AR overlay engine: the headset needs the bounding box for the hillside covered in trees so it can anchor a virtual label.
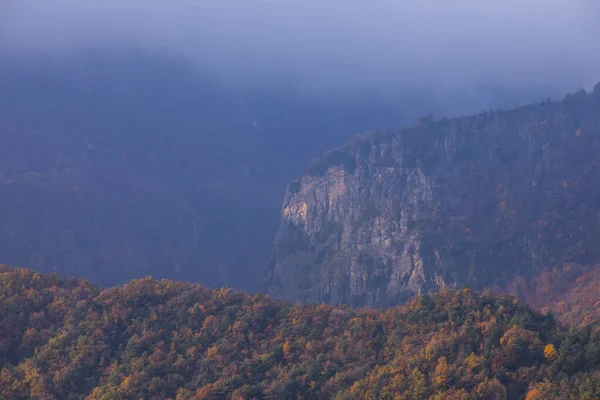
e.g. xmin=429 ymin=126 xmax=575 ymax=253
xmin=2 ymin=265 xmax=600 ymax=399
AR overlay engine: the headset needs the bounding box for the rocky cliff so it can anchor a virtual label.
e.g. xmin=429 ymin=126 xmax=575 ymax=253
xmin=267 ymin=83 xmax=600 ymax=307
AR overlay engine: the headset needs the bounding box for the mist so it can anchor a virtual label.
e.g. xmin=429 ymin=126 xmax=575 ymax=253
xmin=2 ymin=0 xmax=599 ymax=96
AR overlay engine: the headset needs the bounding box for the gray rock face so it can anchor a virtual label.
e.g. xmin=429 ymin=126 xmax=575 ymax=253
xmin=267 ymin=87 xmax=600 ymax=307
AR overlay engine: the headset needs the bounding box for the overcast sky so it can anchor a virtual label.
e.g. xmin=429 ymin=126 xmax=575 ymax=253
xmin=1 ymin=0 xmax=599 ymax=94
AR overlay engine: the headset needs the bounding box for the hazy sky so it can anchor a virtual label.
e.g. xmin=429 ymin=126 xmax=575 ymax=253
xmin=1 ymin=0 xmax=599 ymax=94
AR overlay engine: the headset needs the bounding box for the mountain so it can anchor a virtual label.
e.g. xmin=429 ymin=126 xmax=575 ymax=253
xmin=0 ymin=49 xmax=587 ymax=293
xmin=2 ymin=265 xmax=600 ymax=399
xmin=268 ymin=83 xmax=600 ymax=307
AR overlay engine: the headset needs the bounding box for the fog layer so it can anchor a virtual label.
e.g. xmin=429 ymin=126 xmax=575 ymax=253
xmin=1 ymin=1 xmax=599 ymax=94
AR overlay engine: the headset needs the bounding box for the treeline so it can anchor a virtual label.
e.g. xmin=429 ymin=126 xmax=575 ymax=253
xmin=1 ymin=265 xmax=600 ymax=399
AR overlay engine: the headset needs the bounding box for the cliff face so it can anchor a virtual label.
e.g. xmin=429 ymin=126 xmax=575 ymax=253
xmin=268 ymin=84 xmax=600 ymax=307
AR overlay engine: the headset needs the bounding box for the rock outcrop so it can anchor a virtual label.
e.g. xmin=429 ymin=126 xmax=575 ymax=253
xmin=268 ymin=85 xmax=600 ymax=307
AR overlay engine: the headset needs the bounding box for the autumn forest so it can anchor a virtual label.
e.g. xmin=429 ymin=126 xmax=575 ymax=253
xmin=2 ymin=265 xmax=600 ymax=399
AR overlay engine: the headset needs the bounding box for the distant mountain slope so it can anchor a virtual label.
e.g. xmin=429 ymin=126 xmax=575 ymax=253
xmin=2 ymin=265 xmax=600 ymax=399
xmin=0 ymin=51 xmax=279 ymax=290
xmin=268 ymin=83 xmax=600 ymax=307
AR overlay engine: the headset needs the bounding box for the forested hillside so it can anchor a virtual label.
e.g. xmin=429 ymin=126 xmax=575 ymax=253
xmin=1 ymin=265 xmax=600 ymax=399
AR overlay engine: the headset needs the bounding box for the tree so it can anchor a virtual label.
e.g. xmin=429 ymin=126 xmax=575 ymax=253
xmin=543 ymin=344 xmax=557 ymax=361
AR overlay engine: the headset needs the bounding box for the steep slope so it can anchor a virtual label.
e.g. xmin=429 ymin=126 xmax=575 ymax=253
xmin=268 ymin=83 xmax=600 ymax=307
xmin=2 ymin=266 xmax=600 ymax=399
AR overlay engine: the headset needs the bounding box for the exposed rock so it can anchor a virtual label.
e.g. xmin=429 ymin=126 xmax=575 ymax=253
xmin=268 ymin=88 xmax=600 ymax=307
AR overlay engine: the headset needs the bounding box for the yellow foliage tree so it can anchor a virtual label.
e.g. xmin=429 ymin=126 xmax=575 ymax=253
xmin=283 ymin=340 xmax=292 ymax=359
xmin=544 ymin=344 xmax=558 ymax=361
xmin=525 ymin=388 xmax=542 ymax=400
